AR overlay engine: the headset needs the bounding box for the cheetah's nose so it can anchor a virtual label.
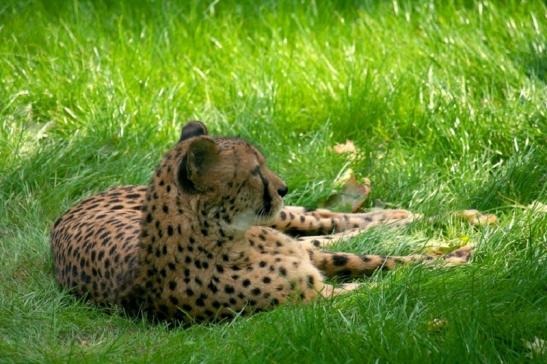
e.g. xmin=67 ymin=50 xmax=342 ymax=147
xmin=277 ymin=185 xmax=288 ymax=197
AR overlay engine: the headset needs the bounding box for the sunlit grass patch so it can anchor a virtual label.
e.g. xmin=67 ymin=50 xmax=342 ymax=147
xmin=0 ymin=1 xmax=545 ymax=363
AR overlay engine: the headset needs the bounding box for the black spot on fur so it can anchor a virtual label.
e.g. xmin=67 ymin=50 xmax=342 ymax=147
xmin=182 ymin=304 xmax=192 ymax=312
xmin=332 ymin=254 xmax=349 ymax=266
xmin=207 ymin=282 xmax=218 ymax=293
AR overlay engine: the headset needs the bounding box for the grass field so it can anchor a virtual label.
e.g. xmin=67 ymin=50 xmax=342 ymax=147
xmin=1 ymin=0 xmax=546 ymax=362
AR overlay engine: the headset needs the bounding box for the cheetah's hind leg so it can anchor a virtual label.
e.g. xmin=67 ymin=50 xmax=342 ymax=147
xmin=301 ymin=241 xmax=474 ymax=279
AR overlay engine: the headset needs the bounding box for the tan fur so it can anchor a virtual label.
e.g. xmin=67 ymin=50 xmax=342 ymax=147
xmin=50 ymin=121 xmax=472 ymax=323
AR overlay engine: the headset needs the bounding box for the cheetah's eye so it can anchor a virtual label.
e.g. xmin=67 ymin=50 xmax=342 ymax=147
xmin=251 ymin=166 xmax=260 ymax=176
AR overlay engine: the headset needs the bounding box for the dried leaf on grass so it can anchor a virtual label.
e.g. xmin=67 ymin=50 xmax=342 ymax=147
xmin=526 ymin=201 xmax=547 ymax=213
xmin=423 ymin=236 xmax=471 ymax=256
xmin=322 ymin=170 xmax=371 ymax=213
xmin=333 ymin=140 xmax=358 ymax=159
xmin=455 ymin=209 xmax=497 ymax=226
xmin=523 ymin=337 xmax=545 ymax=359
xmin=427 ymin=318 xmax=448 ymax=332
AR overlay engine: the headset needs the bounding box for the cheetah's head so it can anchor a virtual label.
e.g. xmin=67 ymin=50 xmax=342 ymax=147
xmin=166 ymin=121 xmax=288 ymax=231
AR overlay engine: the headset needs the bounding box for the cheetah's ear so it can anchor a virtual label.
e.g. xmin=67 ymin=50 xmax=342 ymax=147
xmin=177 ymin=137 xmax=219 ymax=193
xmin=179 ymin=121 xmax=208 ymax=142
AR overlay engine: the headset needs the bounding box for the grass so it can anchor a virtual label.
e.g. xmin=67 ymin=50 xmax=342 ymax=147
xmin=0 ymin=0 xmax=546 ymax=362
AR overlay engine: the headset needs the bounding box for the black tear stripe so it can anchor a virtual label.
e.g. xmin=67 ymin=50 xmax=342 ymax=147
xmin=257 ymin=170 xmax=272 ymax=216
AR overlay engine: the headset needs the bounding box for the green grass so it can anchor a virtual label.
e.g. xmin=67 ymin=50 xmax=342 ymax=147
xmin=1 ymin=0 xmax=546 ymax=362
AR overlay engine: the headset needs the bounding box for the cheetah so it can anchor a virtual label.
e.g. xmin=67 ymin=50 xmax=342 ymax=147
xmin=50 ymin=121 xmax=472 ymax=323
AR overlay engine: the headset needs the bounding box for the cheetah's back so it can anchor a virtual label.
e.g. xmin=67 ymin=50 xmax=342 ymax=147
xmin=50 ymin=185 xmax=147 ymax=304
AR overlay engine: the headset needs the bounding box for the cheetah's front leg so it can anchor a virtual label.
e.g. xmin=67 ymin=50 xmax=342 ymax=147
xmin=270 ymin=206 xmax=419 ymax=236
xmin=296 ymin=228 xmax=369 ymax=248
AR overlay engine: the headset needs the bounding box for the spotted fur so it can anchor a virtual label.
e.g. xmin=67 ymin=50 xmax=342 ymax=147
xmin=51 ymin=121 xmax=472 ymax=323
